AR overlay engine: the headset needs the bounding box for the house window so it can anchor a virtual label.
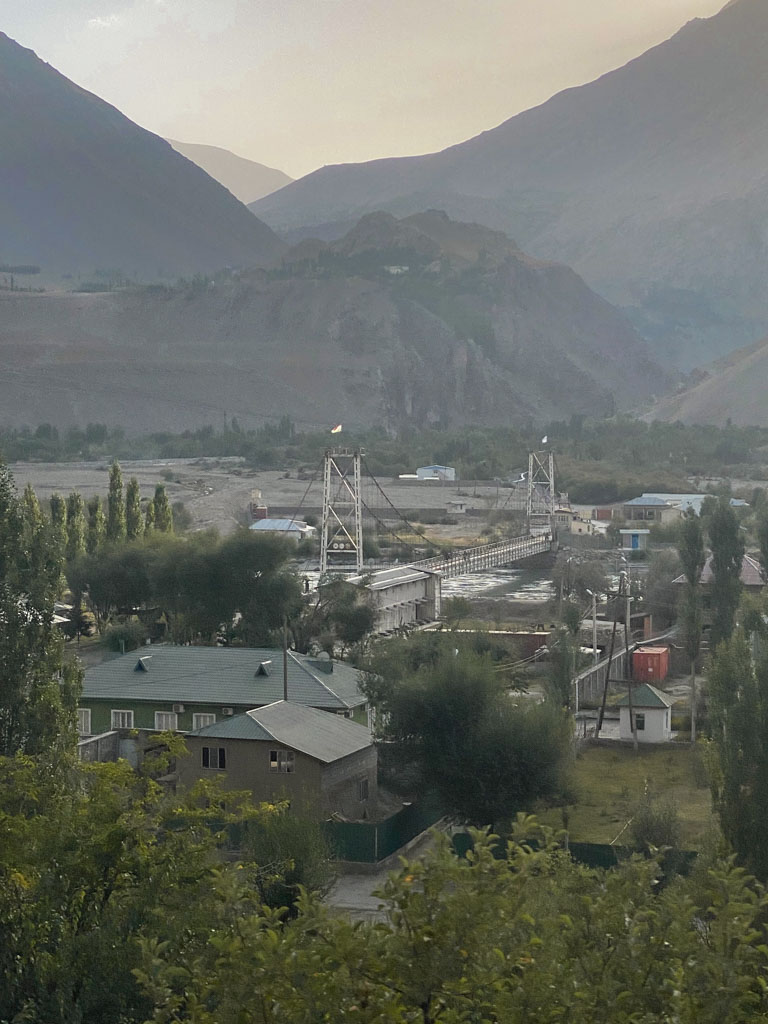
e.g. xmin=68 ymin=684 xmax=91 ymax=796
xmin=634 ymin=713 xmax=646 ymax=731
xmin=193 ymin=713 xmax=216 ymax=730
xmin=77 ymin=708 xmax=91 ymax=735
xmin=154 ymin=711 xmax=178 ymax=731
xmin=202 ymin=746 xmax=226 ymax=770
xmin=358 ymin=777 xmax=369 ymax=802
xmin=111 ymin=710 xmax=134 ymax=729
xmin=269 ymin=749 xmax=295 ymax=773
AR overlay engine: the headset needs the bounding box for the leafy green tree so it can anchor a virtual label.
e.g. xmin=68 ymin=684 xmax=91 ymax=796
xmin=20 ymin=482 xmax=43 ymax=533
xmin=137 ymin=823 xmax=768 ymax=1024
xmin=708 ymin=498 xmax=745 ymax=648
xmin=678 ymin=514 xmax=705 ymax=742
xmin=0 ymin=464 xmax=81 ymax=757
xmin=243 ymin=804 xmax=333 ymax=910
xmin=643 ymin=549 xmax=681 ymax=629
xmin=546 ymin=627 xmax=579 ymax=709
xmin=708 ymin=629 xmax=768 ymax=880
xmin=125 ymin=476 xmax=144 ymax=540
xmin=0 ymin=752 xmax=276 ymax=1024
xmin=106 ymin=460 xmax=126 ymax=542
xmin=64 ymin=491 xmax=86 ymax=563
xmin=758 ymin=510 xmax=768 ymax=579
xmin=48 ymin=492 xmax=67 ymax=554
xmin=372 ymin=650 xmax=570 ymax=828
xmin=152 ymin=483 xmax=173 ymax=533
xmin=86 ymin=495 xmax=105 ymax=554
xmin=144 ymin=494 xmax=155 ymax=532
xmin=443 ymin=595 xmax=472 ymax=629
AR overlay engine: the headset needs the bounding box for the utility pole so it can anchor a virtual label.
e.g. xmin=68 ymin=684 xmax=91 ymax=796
xmin=586 ymin=588 xmax=598 ymax=664
xmin=624 ymin=579 xmax=638 ymax=752
xmin=282 ymin=614 xmax=289 ymax=702
xmin=320 ymin=447 xmax=364 ymax=574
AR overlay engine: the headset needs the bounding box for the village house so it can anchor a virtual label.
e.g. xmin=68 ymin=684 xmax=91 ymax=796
xmin=179 ymin=700 xmax=377 ymax=820
xmin=248 ymin=518 xmax=316 ymax=543
xmin=672 ymin=553 xmax=765 ymax=627
xmin=616 ymin=684 xmax=674 ymax=743
xmin=77 ymin=645 xmax=367 ymax=737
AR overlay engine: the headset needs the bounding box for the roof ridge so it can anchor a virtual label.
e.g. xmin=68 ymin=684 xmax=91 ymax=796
xmin=287 ymin=649 xmax=353 ymax=708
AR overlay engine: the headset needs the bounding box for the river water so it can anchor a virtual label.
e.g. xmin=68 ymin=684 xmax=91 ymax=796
xmin=441 ymin=565 xmax=555 ymax=603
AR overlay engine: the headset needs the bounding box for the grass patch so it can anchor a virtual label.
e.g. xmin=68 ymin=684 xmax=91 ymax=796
xmin=540 ymin=744 xmax=713 ymax=848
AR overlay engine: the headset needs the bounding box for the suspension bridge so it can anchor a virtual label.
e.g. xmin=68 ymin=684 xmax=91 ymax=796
xmin=283 ymin=446 xmax=560 ymax=630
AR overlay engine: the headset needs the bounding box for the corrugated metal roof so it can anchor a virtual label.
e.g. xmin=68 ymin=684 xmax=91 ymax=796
xmin=250 ymin=519 xmax=306 ymax=531
xmin=673 ymin=554 xmax=765 ymax=588
xmin=615 ymin=684 xmax=673 ymax=708
xmin=190 ymin=700 xmax=372 ymax=762
xmin=623 ymin=495 xmax=671 ymax=506
xmin=346 ymin=565 xmax=431 ymax=590
xmin=82 ymin=646 xmax=365 ymax=710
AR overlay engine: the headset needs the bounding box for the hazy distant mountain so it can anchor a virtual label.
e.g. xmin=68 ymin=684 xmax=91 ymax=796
xmin=0 ymin=210 xmax=666 ymax=432
xmin=651 ymin=336 xmax=768 ymax=427
xmin=252 ymin=0 xmax=768 ymax=370
xmin=0 ymin=33 xmax=285 ymax=277
xmin=166 ymin=140 xmax=292 ymax=204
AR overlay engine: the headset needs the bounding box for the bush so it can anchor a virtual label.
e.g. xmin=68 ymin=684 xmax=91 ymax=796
xmin=103 ymin=620 xmax=147 ymax=653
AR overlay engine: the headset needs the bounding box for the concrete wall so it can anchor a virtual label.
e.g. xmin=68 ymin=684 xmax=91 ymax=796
xmin=619 ymin=706 xmax=671 ymax=743
xmin=179 ymin=736 xmax=377 ymax=820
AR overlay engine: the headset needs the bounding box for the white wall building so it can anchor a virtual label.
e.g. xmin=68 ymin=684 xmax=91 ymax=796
xmin=344 ymin=566 xmax=441 ymax=632
xmin=616 ymin=684 xmax=673 ymax=743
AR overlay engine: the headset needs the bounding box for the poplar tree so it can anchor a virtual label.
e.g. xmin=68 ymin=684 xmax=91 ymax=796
xmin=106 ymin=460 xmax=126 ymax=543
xmin=144 ymin=497 xmax=155 ymax=532
xmin=125 ymin=477 xmax=144 ymax=541
xmin=152 ymin=484 xmax=173 ymax=533
xmin=0 ymin=463 xmax=80 ymax=757
xmin=677 ymin=514 xmax=705 ymax=743
xmin=708 ymin=499 xmax=745 ymax=648
xmin=86 ymin=496 xmax=105 ymax=555
xmin=49 ymin=493 xmax=67 ymax=554
xmin=65 ymin=492 xmax=86 ymax=563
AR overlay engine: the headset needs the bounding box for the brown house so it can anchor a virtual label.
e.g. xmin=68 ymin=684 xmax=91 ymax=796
xmin=180 ymin=700 xmax=377 ymax=820
xmin=672 ymin=553 xmax=765 ymax=625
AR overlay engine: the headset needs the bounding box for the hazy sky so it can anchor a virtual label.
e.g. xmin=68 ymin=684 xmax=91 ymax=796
xmin=5 ymin=0 xmax=727 ymax=178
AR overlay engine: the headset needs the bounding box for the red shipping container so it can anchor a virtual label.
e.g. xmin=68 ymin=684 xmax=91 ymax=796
xmin=632 ymin=646 xmax=669 ymax=682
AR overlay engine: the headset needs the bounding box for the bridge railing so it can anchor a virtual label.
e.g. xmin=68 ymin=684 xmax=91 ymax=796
xmin=410 ymin=532 xmax=552 ymax=578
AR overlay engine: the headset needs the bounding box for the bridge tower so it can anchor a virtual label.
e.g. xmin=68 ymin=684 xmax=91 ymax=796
xmin=526 ymin=449 xmax=556 ymax=535
xmin=320 ymin=448 xmax=364 ymax=574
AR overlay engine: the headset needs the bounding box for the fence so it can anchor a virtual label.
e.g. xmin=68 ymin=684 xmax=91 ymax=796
xmin=77 ymin=730 xmax=120 ymax=762
xmin=452 ymin=834 xmax=696 ymax=872
xmin=324 ymin=800 xmax=445 ymax=863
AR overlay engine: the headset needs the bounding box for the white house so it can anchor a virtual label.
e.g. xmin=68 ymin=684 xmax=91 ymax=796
xmin=416 ymin=465 xmax=456 ymax=482
xmin=616 ymin=684 xmax=673 ymax=743
xmin=249 ymin=518 xmax=316 ymax=543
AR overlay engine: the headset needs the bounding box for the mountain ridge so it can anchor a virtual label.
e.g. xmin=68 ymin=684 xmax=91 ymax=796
xmin=0 ymin=211 xmax=667 ymax=432
xmin=252 ymin=0 xmax=768 ymax=369
xmin=0 ymin=33 xmax=285 ymax=277
xmin=166 ymin=139 xmax=292 ymax=205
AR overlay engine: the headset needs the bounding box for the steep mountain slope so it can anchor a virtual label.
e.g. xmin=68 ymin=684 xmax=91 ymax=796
xmin=0 ymin=211 xmax=666 ymax=432
xmin=651 ymin=336 xmax=768 ymax=427
xmin=252 ymin=0 xmax=768 ymax=369
xmin=166 ymin=140 xmax=292 ymax=204
xmin=0 ymin=33 xmax=285 ymax=277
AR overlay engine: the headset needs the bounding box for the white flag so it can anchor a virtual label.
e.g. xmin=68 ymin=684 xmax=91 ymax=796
xmin=541 ymin=435 xmax=548 ymax=444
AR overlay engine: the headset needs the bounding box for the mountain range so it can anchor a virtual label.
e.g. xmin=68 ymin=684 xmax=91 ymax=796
xmin=0 ymin=211 xmax=665 ymax=432
xmin=252 ymin=0 xmax=768 ymax=371
xmin=166 ymin=140 xmax=292 ymax=205
xmin=0 ymin=32 xmax=285 ymax=278
xmin=651 ymin=334 xmax=768 ymax=427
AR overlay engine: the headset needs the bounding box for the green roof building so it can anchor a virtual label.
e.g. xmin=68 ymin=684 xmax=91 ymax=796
xmin=78 ymin=646 xmax=367 ymax=737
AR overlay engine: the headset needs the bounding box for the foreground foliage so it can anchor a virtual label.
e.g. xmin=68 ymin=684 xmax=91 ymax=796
xmin=138 ymin=822 xmax=768 ymax=1024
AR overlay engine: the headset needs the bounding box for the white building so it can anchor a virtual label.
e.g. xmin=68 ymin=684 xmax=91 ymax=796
xmin=344 ymin=565 xmax=441 ymax=632
xmin=249 ymin=518 xmax=316 ymax=543
xmin=416 ymin=465 xmax=456 ymax=482
xmin=616 ymin=684 xmax=673 ymax=743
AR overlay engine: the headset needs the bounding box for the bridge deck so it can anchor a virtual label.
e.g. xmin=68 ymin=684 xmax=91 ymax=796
xmin=410 ymin=532 xmax=553 ymax=578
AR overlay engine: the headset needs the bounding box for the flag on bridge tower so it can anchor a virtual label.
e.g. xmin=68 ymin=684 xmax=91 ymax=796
xmin=541 ymin=435 xmax=548 ymax=445
xmin=331 ymin=424 xmax=342 ymax=434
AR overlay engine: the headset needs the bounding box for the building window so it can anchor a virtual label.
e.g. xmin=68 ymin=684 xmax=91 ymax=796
xmin=77 ymin=708 xmax=91 ymax=735
xmin=358 ymin=777 xmax=369 ymax=802
xmin=193 ymin=713 xmax=216 ymax=730
xmin=269 ymin=749 xmax=295 ymax=773
xmin=634 ymin=713 xmax=646 ymax=731
xmin=202 ymin=746 xmax=226 ymax=770
xmin=154 ymin=711 xmax=178 ymax=731
xmin=111 ymin=709 xmax=134 ymax=729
